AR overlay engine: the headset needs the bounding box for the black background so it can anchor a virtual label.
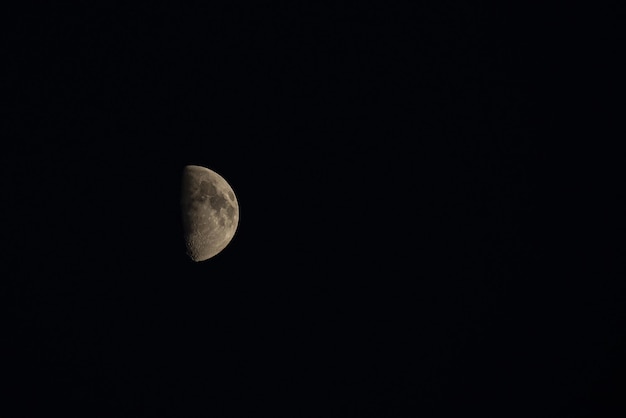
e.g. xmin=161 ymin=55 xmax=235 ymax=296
xmin=3 ymin=2 xmax=623 ymax=417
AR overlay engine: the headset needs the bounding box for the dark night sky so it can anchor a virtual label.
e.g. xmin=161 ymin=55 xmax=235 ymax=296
xmin=3 ymin=2 xmax=623 ymax=417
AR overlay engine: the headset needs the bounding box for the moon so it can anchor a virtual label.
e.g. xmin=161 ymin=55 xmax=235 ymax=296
xmin=181 ymin=165 xmax=239 ymax=261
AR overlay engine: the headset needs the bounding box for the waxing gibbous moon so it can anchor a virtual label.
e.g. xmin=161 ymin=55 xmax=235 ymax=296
xmin=181 ymin=165 xmax=239 ymax=261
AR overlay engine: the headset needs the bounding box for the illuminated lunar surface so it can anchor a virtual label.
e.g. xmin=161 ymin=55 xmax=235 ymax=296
xmin=181 ymin=165 xmax=239 ymax=261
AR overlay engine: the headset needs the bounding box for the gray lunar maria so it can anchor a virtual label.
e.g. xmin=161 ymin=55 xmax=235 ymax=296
xmin=181 ymin=165 xmax=239 ymax=261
